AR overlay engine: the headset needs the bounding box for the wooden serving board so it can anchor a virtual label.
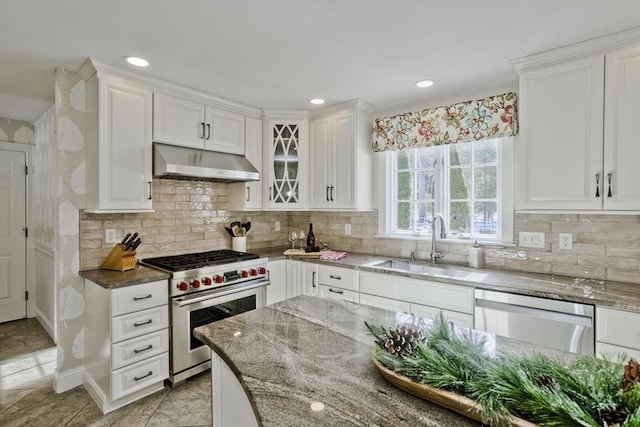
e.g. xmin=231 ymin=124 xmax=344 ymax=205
xmin=372 ymin=356 xmax=537 ymax=427
xmin=283 ymin=249 xmax=326 ymax=258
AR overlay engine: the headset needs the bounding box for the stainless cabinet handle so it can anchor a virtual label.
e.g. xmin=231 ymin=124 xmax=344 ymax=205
xmin=312 ymin=271 xmax=316 ymax=288
xmin=133 ymin=344 xmax=153 ymax=354
xmin=147 ymin=181 xmax=152 ymax=200
xmin=326 ymin=186 xmax=330 ymax=201
xmin=607 ymin=172 xmax=612 ymax=198
xmin=200 ymin=122 xmax=205 ymax=139
xmin=330 ymin=186 xmax=334 ymax=201
xmin=134 ymin=371 xmax=153 ymax=382
xmin=134 ymin=294 xmax=152 ymax=301
xmin=595 ymin=173 xmax=600 ymax=198
xmin=133 ymin=319 xmax=152 ymax=327
xmin=206 ymin=123 xmax=211 ymax=140
xmin=328 ymin=288 xmax=344 ymax=294
xmin=329 ymin=274 xmax=342 ymax=280
xmin=246 ymin=186 xmax=250 ymax=202
xmin=268 ymin=186 xmax=272 ymax=201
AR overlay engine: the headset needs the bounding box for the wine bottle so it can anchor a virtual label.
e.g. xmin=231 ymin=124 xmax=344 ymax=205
xmin=306 ymin=223 xmax=315 ymax=251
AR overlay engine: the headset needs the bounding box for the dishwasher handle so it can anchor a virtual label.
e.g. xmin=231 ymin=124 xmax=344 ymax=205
xmin=475 ymin=298 xmax=593 ymax=328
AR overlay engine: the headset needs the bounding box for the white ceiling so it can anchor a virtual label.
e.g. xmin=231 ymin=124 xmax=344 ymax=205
xmin=1 ymin=0 xmax=639 ymax=123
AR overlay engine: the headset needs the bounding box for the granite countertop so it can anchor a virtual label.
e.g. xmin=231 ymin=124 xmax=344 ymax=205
xmin=255 ymin=248 xmax=640 ymax=312
xmin=79 ymin=265 xmax=171 ymax=289
xmin=194 ymin=295 xmax=569 ymax=427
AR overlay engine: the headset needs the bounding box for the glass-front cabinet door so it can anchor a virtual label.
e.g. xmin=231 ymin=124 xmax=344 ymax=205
xmin=266 ymin=119 xmax=308 ymax=209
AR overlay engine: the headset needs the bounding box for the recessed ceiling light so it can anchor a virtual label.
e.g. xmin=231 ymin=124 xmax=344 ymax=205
xmin=124 ymin=56 xmax=149 ymax=67
xmin=310 ymin=98 xmax=325 ymax=105
xmin=416 ymin=80 xmax=434 ymax=88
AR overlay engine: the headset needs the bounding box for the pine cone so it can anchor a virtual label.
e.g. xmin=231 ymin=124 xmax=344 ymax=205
xmin=623 ymin=358 xmax=640 ymax=391
xmin=383 ymin=325 xmax=425 ymax=357
xmin=600 ymin=406 xmax=628 ymax=426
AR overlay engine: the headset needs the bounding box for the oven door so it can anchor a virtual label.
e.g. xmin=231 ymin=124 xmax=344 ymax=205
xmin=171 ymin=280 xmax=268 ymax=379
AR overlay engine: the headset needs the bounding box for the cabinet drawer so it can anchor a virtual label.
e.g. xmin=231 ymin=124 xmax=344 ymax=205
xmin=360 ymin=272 xmax=474 ymax=314
xmin=111 ymin=352 xmax=169 ymax=401
xmin=111 ymin=280 xmax=168 ymax=317
xmin=112 ymin=305 xmax=169 ymax=343
xmin=410 ymin=303 xmax=474 ymax=329
xmin=318 ymin=285 xmax=358 ymax=302
xmin=112 ymin=329 xmax=169 ymax=370
xmin=359 ymin=293 xmax=410 ymax=313
xmin=318 ymin=266 xmax=358 ymax=291
xmin=596 ymin=307 xmax=640 ymax=350
xmin=596 ymin=341 xmax=640 ymax=361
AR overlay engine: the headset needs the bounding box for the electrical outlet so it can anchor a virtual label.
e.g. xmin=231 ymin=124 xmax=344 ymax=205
xmin=105 ymin=229 xmax=117 ymax=244
xmin=345 ymin=224 xmax=351 ymax=235
xmin=275 ymin=221 xmax=280 ymax=232
xmin=519 ymin=232 xmax=545 ymax=248
xmin=559 ymin=233 xmax=573 ymax=250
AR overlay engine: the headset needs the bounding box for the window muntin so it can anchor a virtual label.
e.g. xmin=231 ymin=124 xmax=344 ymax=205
xmin=390 ymin=138 xmax=502 ymax=241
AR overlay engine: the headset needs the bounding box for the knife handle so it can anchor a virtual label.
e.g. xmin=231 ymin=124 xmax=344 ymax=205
xmin=131 ymin=238 xmax=142 ymax=251
xmin=121 ymin=232 xmax=132 ymax=245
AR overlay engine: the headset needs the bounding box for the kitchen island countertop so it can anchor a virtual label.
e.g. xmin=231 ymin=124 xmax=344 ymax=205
xmin=194 ymin=295 xmax=569 ymax=427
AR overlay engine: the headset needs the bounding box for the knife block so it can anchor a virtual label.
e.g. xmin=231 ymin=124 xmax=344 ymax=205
xmin=101 ymin=243 xmax=137 ymax=271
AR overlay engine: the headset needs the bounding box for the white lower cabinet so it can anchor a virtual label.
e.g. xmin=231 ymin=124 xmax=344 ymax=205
xmin=266 ymin=260 xmax=286 ymax=305
xmin=84 ymin=279 xmax=169 ymax=414
xmin=359 ymin=271 xmax=474 ymax=328
xmin=359 ymin=293 xmax=409 ymax=312
xmin=318 ymin=285 xmax=359 ymax=302
xmin=595 ymin=307 xmax=640 ymax=360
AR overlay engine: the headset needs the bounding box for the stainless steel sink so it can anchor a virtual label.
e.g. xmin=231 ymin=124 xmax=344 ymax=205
xmin=372 ymin=260 xmax=471 ymax=278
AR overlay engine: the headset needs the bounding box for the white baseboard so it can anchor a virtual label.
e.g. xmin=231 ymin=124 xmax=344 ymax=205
xmin=34 ymin=307 xmax=56 ymax=343
xmin=53 ymin=366 xmax=84 ymax=393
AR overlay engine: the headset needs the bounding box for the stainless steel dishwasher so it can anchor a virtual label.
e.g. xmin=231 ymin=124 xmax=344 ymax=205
xmin=474 ymin=289 xmax=594 ymax=355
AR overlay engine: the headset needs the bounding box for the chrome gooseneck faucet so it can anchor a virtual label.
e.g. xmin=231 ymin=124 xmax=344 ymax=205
xmin=430 ymin=214 xmax=447 ymax=263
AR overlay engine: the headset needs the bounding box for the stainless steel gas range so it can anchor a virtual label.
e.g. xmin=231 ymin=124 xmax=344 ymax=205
xmin=140 ymin=250 xmax=269 ymax=385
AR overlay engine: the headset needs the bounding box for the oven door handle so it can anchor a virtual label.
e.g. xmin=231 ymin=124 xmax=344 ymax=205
xmin=173 ymin=280 xmax=270 ymax=307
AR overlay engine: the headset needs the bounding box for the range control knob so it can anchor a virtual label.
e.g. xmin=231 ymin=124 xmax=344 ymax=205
xmin=215 ymin=275 xmax=224 ymax=284
xmin=250 ymin=269 xmax=258 ymax=276
xmin=178 ymin=282 xmax=189 ymax=291
xmin=240 ymin=270 xmax=249 ymax=278
xmin=191 ymin=279 xmax=201 ymax=289
xmin=203 ymin=277 xmax=212 ymax=286
xmin=258 ymin=267 xmax=267 ymax=275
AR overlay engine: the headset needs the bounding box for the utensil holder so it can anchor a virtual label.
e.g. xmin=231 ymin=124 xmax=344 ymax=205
xmin=101 ymin=243 xmax=137 ymax=271
xmin=232 ymin=236 xmax=247 ymax=252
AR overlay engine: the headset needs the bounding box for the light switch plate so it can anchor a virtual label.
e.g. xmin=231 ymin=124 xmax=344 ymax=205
xmin=345 ymin=224 xmax=351 ymax=235
xmin=275 ymin=221 xmax=281 ymax=232
xmin=519 ymin=232 xmax=545 ymax=248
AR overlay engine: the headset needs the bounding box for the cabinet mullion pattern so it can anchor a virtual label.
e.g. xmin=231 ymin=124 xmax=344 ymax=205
xmin=272 ymin=123 xmax=300 ymax=204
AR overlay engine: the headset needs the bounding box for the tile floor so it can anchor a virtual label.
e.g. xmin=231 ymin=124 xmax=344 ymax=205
xmin=0 ymin=318 xmax=211 ymax=426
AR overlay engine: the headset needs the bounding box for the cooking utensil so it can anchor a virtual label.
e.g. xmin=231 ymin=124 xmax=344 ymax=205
xmin=242 ymin=222 xmax=251 ymax=234
xmin=224 ymin=227 xmax=235 ymax=237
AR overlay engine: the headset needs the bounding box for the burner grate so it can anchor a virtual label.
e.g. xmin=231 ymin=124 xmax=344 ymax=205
xmin=141 ymin=250 xmax=259 ymax=272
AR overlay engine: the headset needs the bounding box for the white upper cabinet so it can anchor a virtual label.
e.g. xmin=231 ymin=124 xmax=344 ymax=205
xmin=517 ymin=55 xmax=604 ymax=210
xmin=244 ymin=117 xmax=263 ymax=209
xmin=264 ymin=116 xmax=309 ymax=210
xmin=516 ymin=31 xmax=640 ymax=211
xmin=85 ymin=73 xmax=154 ymax=213
xmin=309 ymin=101 xmax=374 ymax=210
xmin=603 ymin=44 xmax=640 ymax=210
xmin=153 ymin=92 xmax=245 ymax=154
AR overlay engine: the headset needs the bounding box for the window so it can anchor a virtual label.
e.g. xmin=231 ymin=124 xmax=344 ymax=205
xmin=384 ymin=137 xmax=513 ymax=242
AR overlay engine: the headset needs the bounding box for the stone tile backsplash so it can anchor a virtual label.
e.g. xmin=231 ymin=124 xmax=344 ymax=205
xmin=80 ymin=181 xmax=640 ymax=285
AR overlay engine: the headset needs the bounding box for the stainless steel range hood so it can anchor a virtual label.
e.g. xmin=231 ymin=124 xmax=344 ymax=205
xmin=153 ymin=143 xmax=259 ymax=182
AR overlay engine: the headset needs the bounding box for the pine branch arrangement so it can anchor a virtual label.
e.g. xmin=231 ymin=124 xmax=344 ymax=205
xmin=365 ymin=315 xmax=640 ymax=427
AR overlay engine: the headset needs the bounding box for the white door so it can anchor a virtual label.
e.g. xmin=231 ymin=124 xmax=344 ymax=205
xmin=203 ymin=106 xmax=245 ymax=155
xmin=153 ymin=93 xmax=205 ymax=149
xmin=0 ymin=150 xmax=27 ymax=322
xmin=244 ymin=117 xmax=263 ymax=209
xmin=309 ymin=117 xmax=331 ymax=208
xmin=331 ymin=112 xmax=356 ymax=209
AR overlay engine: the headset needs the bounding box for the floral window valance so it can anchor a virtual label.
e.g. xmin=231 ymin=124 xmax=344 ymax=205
xmin=372 ymin=92 xmax=517 ymax=152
